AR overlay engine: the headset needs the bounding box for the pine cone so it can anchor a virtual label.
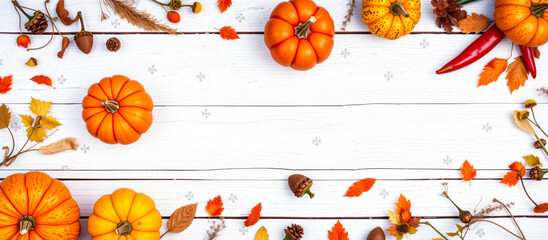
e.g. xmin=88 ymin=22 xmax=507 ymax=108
xmin=284 ymin=224 xmax=304 ymax=240
xmin=530 ymin=167 xmax=543 ymax=181
xmin=169 ymin=0 xmax=182 ymax=10
xmin=25 ymin=11 xmax=48 ymax=34
xmin=288 ymin=174 xmax=314 ymax=198
xmin=431 ymin=0 xmax=467 ymax=34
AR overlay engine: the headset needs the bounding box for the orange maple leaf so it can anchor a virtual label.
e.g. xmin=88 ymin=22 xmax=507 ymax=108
xmin=0 ymin=75 xmax=13 ymax=94
xmin=477 ymin=58 xmax=508 ymax=87
xmin=509 ymin=162 xmax=526 ymax=176
xmin=205 ymin=195 xmax=224 ymax=217
xmin=501 ymin=171 xmax=519 ymax=187
xmin=396 ymin=194 xmax=411 ymax=214
xmin=30 ymin=75 xmax=54 ymax=88
xmin=243 ymin=202 xmax=262 ymax=227
xmin=457 ymin=13 xmax=490 ymax=34
xmin=506 ymin=56 xmax=528 ymax=93
xmin=461 ymin=160 xmax=477 ymax=182
xmin=534 ymin=203 xmax=548 ymax=213
xmin=220 ymin=26 xmax=239 ymax=40
xmin=328 ymin=220 xmax=349 ymax=240
xmin=217 ymin=0 xmax=232 ymax=13
xmin=344 ymin=178 xmax=376 ymax=197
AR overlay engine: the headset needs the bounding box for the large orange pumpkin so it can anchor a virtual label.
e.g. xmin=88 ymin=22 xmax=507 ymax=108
xmin=82 ymin=75 xmax=153 ymax=145
xmin=87 ymin=188 xmax=162 ymax=240
xmin=362 ymin=0 xmax=421 ymax=39
xmin=0 ymin=172 xmax=81 ymax=240
xmin=494 ymin=0 xmax=548 ymax=47
xmin=264 ymin=0 xmax=335 ymax=71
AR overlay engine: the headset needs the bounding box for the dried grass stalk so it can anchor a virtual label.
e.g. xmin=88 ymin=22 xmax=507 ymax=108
xmin=342 ymin=0 xmax=356 ymax=30
xmin=102 ymin=0 xmax=177 ymax=34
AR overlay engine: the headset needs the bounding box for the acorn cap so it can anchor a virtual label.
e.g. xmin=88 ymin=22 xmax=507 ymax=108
xmin=288 ymin=174 xmax=314 ymax=198
xmin=284 ymin=224 xmax=303 ymax=240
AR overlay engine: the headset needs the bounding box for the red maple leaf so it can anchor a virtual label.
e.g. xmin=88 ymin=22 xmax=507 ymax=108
xmin=217 ymin=0 xmax=232 ymax=13
xmin=205 ymin=195 xmax=224 ymax=217
xmin=243 ymin=202 xmax=262 ymax=227
xmin=328 ymin=220 xmax=349 ymax=240
xmin=30 ymin=75 xmax=54 ymax=88
xmin=461 ymin=160 xmax=477 ymax=182
xmin=220 ymin=26 xmax=240 ymax=40
xmin=0 ymin=75 xmax=13 ymax=94
xmin=344 ymin=178 xmax=376 ymax=197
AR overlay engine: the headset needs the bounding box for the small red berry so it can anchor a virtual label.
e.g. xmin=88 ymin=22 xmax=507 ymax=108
xmin=17 ymin=35 xmax=31 ymax=48
xmin=167 ymin=11 xmax=180 ymax=23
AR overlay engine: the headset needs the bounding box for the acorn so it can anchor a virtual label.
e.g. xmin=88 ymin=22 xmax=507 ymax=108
xmin=74 ymin=11 xmax=93 ymax=54
xmin=367 ymin=227 xmax=386 ymax=240
xmin=288 ymin=174 xmax=315 ymax=198
xmin=12 ymin=0 xmax=48 ymax=34
xmin=284 ymin=224 xmax=303 ymax=240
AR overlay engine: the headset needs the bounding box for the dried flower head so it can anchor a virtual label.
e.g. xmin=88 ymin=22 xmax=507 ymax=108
xmin=192 ymin=2 xmax=202 ymax=14
xmin=525 ymin=99 xmax=537 ymax=108
xmin=431 ymin=0 xmax=467 ymax=34
xmin=519 ymin=110 xmax=530 ymax=120
xmin=387 ymin=194 xmax=421 ymax=240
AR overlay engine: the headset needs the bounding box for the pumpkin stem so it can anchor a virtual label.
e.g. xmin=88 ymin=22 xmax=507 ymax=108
xmin=115 ymin=221 xmax=132 ymax=235
xmin=294 ymin=16 xmax=316 ymax=39
xmin=101 ymin=100 xmax=120 ymax=113
xmin=531 ymin=3 xmax=548 ymax=17
xmin=18 ymin=216 xmax=36 ymax=235
xmin=390 ymin=2 xmax=410 ymax=18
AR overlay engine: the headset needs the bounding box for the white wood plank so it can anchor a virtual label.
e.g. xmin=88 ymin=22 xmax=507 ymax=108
xmin=0 ymin=104 xmax=543 ymax=170
xmin=77 ymin=218 xmax=548 ymax=240
xmin=0 ymin=0 xmax=494 ymax=33
xmin=0 ymin=34 xmax=545 ymax=105
xmin=10 ymin=179 xmax=544 ymax=217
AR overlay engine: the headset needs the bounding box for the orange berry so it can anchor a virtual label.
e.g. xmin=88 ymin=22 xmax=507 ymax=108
xmin=167 ymin=11 xmax=180 ymax=23
xmin=17 ymin=34 xmax=31 ymax=48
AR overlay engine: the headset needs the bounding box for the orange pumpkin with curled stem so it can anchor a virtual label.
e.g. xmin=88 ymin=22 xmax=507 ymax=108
xmin=0 ymin=171 xmax=81 ymax=240
xmin=494 ymin=0 xmax=548 ymax=47
xmin=362 ymin=0 xmax=421 ymax=39
xmin=82 ymin=75 xmax=153 ymax=145
xmin=264 ymin=0 xmax=335 ymax=71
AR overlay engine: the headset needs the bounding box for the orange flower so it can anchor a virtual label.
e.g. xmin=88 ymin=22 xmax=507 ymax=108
xmin=387 ymin=194 xmax=421 ymax=240
xmin=501 ymin=162 xmax=526 ymax=187
xmin=17 ymin=34 xmax=31 ymax=48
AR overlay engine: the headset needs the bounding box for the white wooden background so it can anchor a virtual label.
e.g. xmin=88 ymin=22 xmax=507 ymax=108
xmin=1 ymin=0 xmax=548 ymax=239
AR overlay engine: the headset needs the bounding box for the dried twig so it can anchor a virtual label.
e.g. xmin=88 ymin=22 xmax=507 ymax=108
xmin=205 ymin=217 xmax=226 ymax=240
xmin=342 ymin=0 xmax=356 ymax=30
xmin=101 ymin=0 xmax=177 ymax=34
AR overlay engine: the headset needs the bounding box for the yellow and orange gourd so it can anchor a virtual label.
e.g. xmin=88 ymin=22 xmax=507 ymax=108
xmin=87 ymin=188 xmax=162 ymax=240
xmin=494 ymin=0 xmax=548 ymax=47
xmin=362 ymin=0 xmax=421 ymax=39
xmin=0 ymin=172 xmax=81 ymax=240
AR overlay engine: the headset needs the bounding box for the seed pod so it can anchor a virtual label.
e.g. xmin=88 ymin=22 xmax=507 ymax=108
xmin=288 ymin=174 xmax=314 ymax=198
xmin=74 ymin=12 xmax=93 ymax=54
xmin=459 ymin=210 xmax=472 ymax=223
xmin=58 ymin=37 xmax=70 ymax=58
xmin=534 ymin=139 xmax=546 ymax=149
xmin=106 ymin=37 xmax=121 ymax=52
xmin=284 ymin=224 xmax=303 ymax=240
xmin=367 ymin=227 xmax=386 ymax=240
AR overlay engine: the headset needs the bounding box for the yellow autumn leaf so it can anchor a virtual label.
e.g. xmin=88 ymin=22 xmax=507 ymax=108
xmin=408 ymin=226 xmax=418 ymax=234
xmin=40 ymin=116 xmax=61 ymax=130
xmin=255 ymin=226 xmax=269 ymax=240
xmin=523 ymin=155 xmax=542 ymax=167
xmin=513 ymin=110 xmax=536 ymax=136
xmin=29 ymin=98 xmax=51 ymax=116
xmin=388 ymin=210 xmax=401 ymax=225
xmin=0 ymin=104 xmax=10 ymax=129
xmin=20 ymin=115 xmax=34 ymax=128
xmin=27 ymin=127 xmax=47 ymax=142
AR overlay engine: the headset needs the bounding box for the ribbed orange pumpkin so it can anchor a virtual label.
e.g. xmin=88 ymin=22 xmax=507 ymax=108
xmin=87 ymin=188 xmax=162 ymax=240
xmin=494 ymin=0 xmax=548 ymax=47
xmin=82 ymin=75 xmax=153 ymax=145
xmin=0 ymin=172 xmax=81 ymax=240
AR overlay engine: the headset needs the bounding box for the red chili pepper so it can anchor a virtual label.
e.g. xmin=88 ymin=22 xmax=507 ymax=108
xmin=519 ymin=45 xmax=537 ymax=79
xmin=436 ymin=24 xmax=505 ymax=74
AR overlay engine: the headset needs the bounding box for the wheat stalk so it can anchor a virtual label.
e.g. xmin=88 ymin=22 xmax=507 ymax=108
xmin=101 ymin=0 xmax=177 ymax=34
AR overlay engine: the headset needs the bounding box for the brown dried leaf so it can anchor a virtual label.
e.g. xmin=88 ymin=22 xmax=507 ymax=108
xmin=168 ymin=203 xmax=197 ymax=233
xmin=38 ymin=138 xmax=78 ymax=155
xmin=0 ymin=104 xmax=10 ymax=129
xmin=513 ymin=110 xmax=536 ymax=136
xmin=506 ymin=57 xmax=529 ymax=93
xmin=457 ymin=13 xmax=490 ymax=34
xmin=56 ymin=0 xmax=80 ymax=25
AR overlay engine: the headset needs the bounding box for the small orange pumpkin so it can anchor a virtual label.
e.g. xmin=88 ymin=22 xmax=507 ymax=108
xmin=87 ymin=188 xmax=162 ymax=240
xmin=82 ymin=75 xmax=153 ymax=145
xmin=264 ymin=0 xmax=335 ymax=71
xmin=0 ymin=171 xmax=81 ymax=240
xmin=362 ymin=0 xmax=421 ymax=39
xmin=494 ymin=0 xmax=548 ymax=47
